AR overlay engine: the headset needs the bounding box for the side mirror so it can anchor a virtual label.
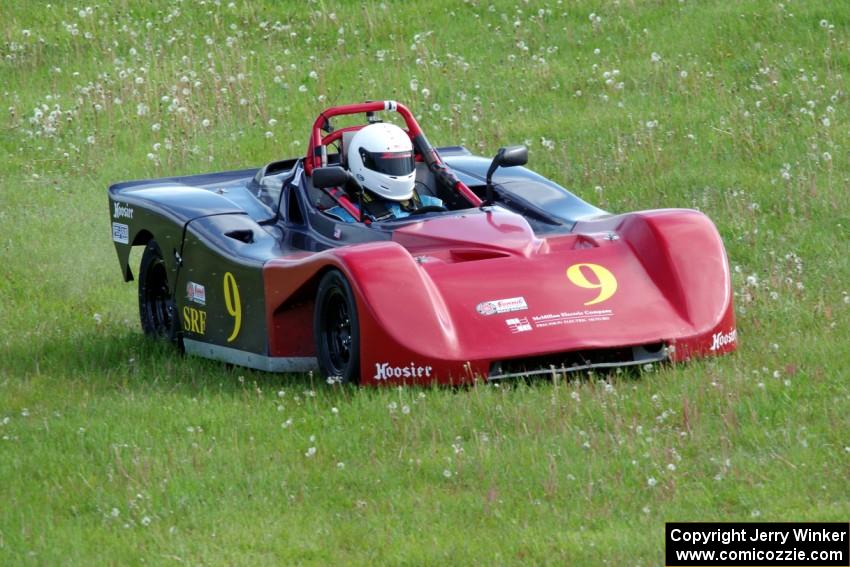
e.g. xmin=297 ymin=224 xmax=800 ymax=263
xmin=483 ymin=145 xmax=528 ymax=208
xmin=495 ymin=145 xmax=529 ymax=169
xmin=312 ymin=166 xmax=350 ymax=189
xmin=312 ymin=166 xmax=368 ymax=223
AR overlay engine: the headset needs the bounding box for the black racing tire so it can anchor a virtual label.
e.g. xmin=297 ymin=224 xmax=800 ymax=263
xmin=138 ymin=240 xmax=179 ymax=345
xmin=314 ymin=270 xmax=361 ymax=384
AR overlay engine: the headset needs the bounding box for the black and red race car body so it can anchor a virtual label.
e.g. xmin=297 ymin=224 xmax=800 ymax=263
xmin=108 ymin=101 xmax=736 ymax=385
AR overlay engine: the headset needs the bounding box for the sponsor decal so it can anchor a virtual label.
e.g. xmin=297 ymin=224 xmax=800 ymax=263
xmin=566 ymin=263 xmax=617 ymax=306
xmin=186 ymin=282 xmax=206 ymax=306
xmin=476 ymin=296 xmax=528 ymax=316
xmin=506 ymin=317 xmax=532 ymax=333
xmin=710 ymin=328 xmax=736 ymax=351
xmin=531 ymin=308 xmax=614 ymax=328
xmin=374 ymin=362 xmax=433 ymax=381
xmin=112 ymin=202 xmax=134 ymax=220
xmin=111 ymin=222 xmax=129 ymax=244
xmin=182 ymin=306 xmax=207 ymax=335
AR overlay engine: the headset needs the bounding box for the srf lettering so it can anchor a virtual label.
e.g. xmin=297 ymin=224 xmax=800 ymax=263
xmin=182 ymin=306 xmax=207 ymax=335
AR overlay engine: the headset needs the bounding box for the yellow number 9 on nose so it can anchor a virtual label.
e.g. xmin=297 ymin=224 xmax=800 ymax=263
xmin=566 ymin=263 xmax=618 ymax=306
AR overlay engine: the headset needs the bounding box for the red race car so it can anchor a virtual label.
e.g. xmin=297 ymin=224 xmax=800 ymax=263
xmin=108 ymin=101 xmax=736 ymax=385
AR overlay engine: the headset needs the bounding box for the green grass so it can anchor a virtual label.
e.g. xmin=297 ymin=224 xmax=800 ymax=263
xmin=1 ymin=0 xmax=849 ymax=564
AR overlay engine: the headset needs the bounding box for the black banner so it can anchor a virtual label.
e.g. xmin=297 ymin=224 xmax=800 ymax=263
xmin=666 ymin=522 xmax=849 ymax=566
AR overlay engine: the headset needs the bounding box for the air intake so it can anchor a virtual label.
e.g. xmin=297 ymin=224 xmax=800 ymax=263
xmin=488 ymin=343 xmax=667 ymax=381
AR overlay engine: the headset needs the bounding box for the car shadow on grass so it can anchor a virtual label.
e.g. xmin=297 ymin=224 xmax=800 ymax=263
xmin=5 ymin=327 xmax=320 ymax=395
xmin=5 ymin=326 xmax=656 ymax=398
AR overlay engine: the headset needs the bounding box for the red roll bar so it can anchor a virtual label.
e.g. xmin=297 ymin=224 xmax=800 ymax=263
xmin=305 ymin=101 xmax=482 ymax=208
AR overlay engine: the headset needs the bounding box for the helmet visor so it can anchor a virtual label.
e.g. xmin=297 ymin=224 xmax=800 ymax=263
xmin=359 ymin=149 xmax=416 ymax=176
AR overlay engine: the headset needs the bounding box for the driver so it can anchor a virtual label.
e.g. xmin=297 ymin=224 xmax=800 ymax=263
xmin=324 ymin=122 xmax=443 ymax=222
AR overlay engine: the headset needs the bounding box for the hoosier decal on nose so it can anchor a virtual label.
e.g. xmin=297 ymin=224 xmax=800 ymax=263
xmin=710 ymin=328 xmax=737 ymax=350
xmin=374 ymin=362 xmax=433 ymax=380
xmin=113 ymin=202 xmax=134 ymax=220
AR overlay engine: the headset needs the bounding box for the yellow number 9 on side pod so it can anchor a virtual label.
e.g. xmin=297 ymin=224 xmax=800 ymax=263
xmin=223 ymin=272 xmax=242 ymax=343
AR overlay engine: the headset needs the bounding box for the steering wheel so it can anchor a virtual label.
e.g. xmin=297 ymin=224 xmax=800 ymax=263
xmin=408 ymin=205 xmax=449 ymax=216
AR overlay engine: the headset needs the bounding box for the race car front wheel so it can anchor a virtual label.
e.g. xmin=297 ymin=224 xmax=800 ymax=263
xmin=138 ymin=240 xmax=179 ymax=345
xmin=314 ymin=270 xmax=360 ymax=384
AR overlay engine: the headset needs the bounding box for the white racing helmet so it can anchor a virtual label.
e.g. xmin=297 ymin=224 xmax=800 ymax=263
xmin=347 ymin=122 xmax=416 ymax=201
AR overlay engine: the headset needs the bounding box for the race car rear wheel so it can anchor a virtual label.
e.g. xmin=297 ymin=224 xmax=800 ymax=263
xmin=314 ymin=270 xmax=360 ymax=384
xmin=138 ymin=240 xmax=178 ymax=344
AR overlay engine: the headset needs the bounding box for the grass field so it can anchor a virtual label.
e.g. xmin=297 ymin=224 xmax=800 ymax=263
xmin=1 ymin=0 xmax=848 ymax=564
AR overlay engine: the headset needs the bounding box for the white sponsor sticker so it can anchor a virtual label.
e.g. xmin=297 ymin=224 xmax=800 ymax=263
xmin=710 ymin=328 xmax=736 ymax=351
xmin=186 ymin=282 xmax=206 ymax=306
xmin=476 ymin=296 xmax=528 ymax=316
xmin=113 ymin=202 xmax=134 ymax=220
xmin=506 ymin=317 xmax=533 ymax=333
xmin=531 ymin=309 xmax=614 ymax=328
xmin=112 ymin=222 xmax=129 ymax=244
xmin=374 ymin=362 xmax=433 ymax=381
